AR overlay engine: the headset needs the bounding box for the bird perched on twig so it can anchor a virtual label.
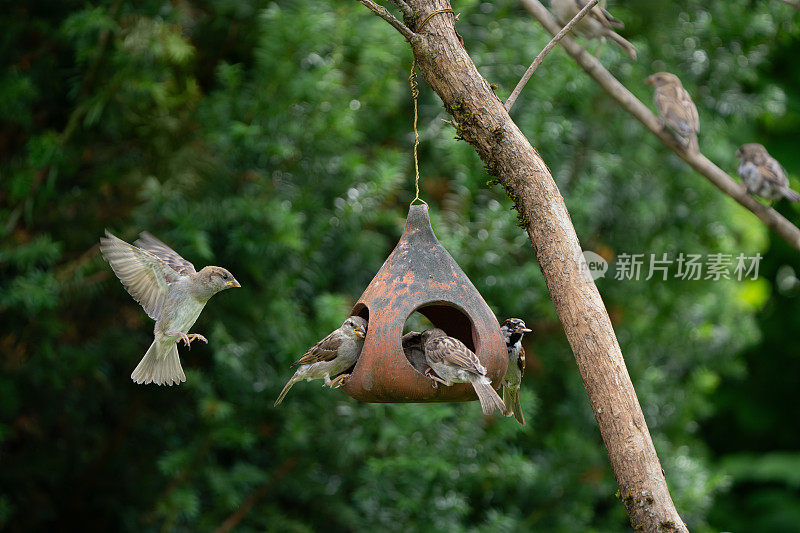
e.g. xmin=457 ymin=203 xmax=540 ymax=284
xmin=500 ymin=318 xmax=532 ymax=426
xmin=421 ymin=328 xmax=506 ymax=416
xmin=645 ymin=72 xmax=700 ymax=152
xmin=99 ymin=231 xmax=241 ymax=386
xmin=736 ymin=143 xmax=800 ymax=203
xmin=550 ymin=0 xmax=637 ymax=60
xmin=274 ymin=316 xmax=367 ymax=406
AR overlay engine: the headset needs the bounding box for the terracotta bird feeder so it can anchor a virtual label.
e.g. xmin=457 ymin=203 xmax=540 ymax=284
xmin=343 ymin=204 xmax=507 ymax=403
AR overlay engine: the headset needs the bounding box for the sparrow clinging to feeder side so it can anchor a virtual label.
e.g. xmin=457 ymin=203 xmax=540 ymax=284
xmin=645 ymin=72 xmax=700 ymax=152
xmin=736 ymin=143 xmax=800 ymax=203
xmin=100 ymin=230 xmax=241 ymax=386
xmin=421 ymin=328 xmax=507 ymax=416
xmin=550 ymin=0 xmax=637 ymax=60
xmin=500 ymin=318 xmax=532 ymax=426
xmin=274 ymin=316 xmax=367 ymax=406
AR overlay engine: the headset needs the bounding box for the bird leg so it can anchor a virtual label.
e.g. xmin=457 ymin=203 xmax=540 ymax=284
xmin=186 ymin=333 xmax=208 ymax=345
xmin=424 ymin=367 xmax=449 ymax=388
xmin=169 ymin=332 xmax=207 ymax=349
xmin=170 ymin=332 xmax=192 ymax=347
xmin=328 ymin=373 xmax=350 ymax=389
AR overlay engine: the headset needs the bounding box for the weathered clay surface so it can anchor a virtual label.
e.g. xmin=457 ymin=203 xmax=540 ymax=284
xmin=343 ymin=204 xmax=507 ymax=402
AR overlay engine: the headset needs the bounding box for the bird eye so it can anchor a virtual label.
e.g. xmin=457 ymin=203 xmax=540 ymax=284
xmin=222 ymin=273 xmax=228 ymax=280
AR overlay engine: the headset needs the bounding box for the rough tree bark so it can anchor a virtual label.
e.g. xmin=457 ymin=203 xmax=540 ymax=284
xmin=359 ymin=0 xmax=690 ymax=530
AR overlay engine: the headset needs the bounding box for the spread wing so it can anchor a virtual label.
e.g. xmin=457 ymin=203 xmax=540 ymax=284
xmin=293 ymin=331 xmax=342 ymax=366
xmin=134 ymin=232 xmax=196 ymax=275
xmin=426 ymin=336 xmax=485 ymax=376
xmin=100 ymin=231 xmax=183 ymax=320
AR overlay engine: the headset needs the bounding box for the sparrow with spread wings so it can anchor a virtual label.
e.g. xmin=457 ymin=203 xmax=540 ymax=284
xmin=100 ymin=231 xmax=240 ymax=386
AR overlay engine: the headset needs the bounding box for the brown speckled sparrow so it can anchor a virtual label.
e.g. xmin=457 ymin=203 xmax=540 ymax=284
xmin=501 ymin=318 xmax=532 ymax=426
xmin=645 ymin=72 xmax=700 ymax=152
xmin=421 ymin=328 xmax=506 ymax=416
xmin=100 ymin=231 xmax=240 ymax=386
xmin=736 ymin=143 xmax=800 ymax=203
xmin=274 ymin=316 xmax=367 ymax=406
xmin=551 ymin=0 xmax=637 ymax=60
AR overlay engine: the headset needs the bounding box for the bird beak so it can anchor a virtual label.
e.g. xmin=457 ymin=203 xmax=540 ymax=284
xmin=227 ymin=280 xmax=241 ymax=288
xmin=519 ymin=327 xmax=532 ymax=333
xmin=356 ymin=328 xmax=366 ymax=339
xmin=644 ymin=76 xmax=653 ymax=85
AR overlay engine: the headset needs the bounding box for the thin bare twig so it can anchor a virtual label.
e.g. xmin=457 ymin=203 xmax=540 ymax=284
xmin=388 ymin=0 xmax=414 ymax=19
xmin=521 ymin=0 xmax=800 ymax=253
xmin=505 ymin=0 xmax=598 ymax=111
xmin=357 ymin=0 xmax=416 ymax=40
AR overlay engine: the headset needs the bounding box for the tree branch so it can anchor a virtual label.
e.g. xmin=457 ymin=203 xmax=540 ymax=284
xmin=357 ymin=0 xmax=416 ymax=40
xmin=521 ymin=0 xmax=800 ymax=253
xmin=505 ymin=0 xmax=598 ymax=111
xmin=358 ymin=0 xmax=688 ymax=530
xmin=388 ymin=0 xmax=415 ymax=19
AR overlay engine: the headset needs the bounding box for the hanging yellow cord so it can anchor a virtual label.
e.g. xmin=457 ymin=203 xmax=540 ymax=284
xmin=408 ymin=60 xmax=427 ymax=207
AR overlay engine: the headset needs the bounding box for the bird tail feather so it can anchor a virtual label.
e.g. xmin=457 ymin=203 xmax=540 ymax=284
xmin=274 ymin=375 xmax=299 ymax=406
xmin=782 ymin=187 xmax=800 ymax=202
xmin=472 ymin=377 xmax=506 ymax=416
xmin=502 ymin=386 xmax=526 ymax=426
xmin=132 ymin=340 xmax=185 ymax=386
xmin=607 ymin=31 xmax=637 ymax=60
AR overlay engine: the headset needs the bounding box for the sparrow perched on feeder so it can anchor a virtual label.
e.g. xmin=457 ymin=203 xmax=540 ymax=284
xmin=736 ymin=143 xmax=800 ymax=203
xmin=501 ymin=318 xmax=532 ymax=426
xmin=274 ymin=316 xmax=367 ymax=406
xmin=644 ymin=72 xmax=700 ymax=152
xmin=99 ymin=231 xmax=241 ymax=386
xmin=420 ymin=328 xmax=506 ymax=416
xmin=550 ymin=0 xmax=637 ymax=60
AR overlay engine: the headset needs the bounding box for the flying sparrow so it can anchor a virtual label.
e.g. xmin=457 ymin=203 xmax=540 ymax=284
xmin=645 ymin=72 xmax=700 ymax=152
xmin=736 ymin=143 xmax=800 ymax=203
xmin=421 ymin=328 xmax=506 ymax=416
xmin=500 ymin=319 xmax=532 ymax=426
xmin=274 ymin=316 xmax=367 ymax=406
xmin=100 ymin=231 xmax=240 ymax=386
xmin=550 ymin=0 xmax=637 ymax=60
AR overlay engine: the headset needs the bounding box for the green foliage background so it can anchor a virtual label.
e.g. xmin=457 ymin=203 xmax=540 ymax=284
xmin=1 ymin=0 xmax=799 ymax=531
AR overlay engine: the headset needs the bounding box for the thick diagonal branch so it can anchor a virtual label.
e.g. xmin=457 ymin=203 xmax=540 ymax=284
xmin=521 ymin=0 xmax=800 ymax=254
xmin=358 ymin=0 xmax=688 ymax=530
